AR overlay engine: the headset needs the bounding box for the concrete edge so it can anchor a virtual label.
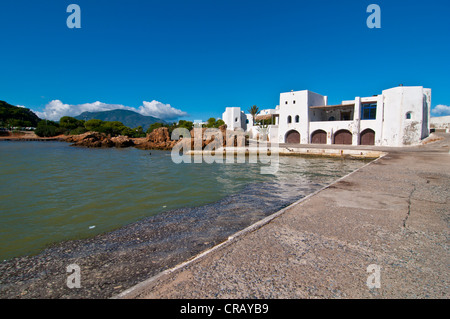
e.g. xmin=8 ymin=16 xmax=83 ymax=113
xmin=187 ymin=147 xmax=385 ymax=159
xmin=112 ymin=153 xmax=388 ymax=299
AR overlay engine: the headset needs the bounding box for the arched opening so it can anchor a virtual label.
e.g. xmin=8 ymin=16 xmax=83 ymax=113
xmin=287 ymin=116 xmax=292 ymax=124
xmin=295 ymin=115 xmax=299 ymax=123
xmin=311 ymin=129 xmax=327 ymax=144
xmin=360 ymin=129 xmax=375 ymax=145
xmin=333 ymin=129 xmax=352 ymax=145
xmin=405 ymin=112 xmax=412 ymax=120
xmin=285 ymin=130 xmax=300 ymax=144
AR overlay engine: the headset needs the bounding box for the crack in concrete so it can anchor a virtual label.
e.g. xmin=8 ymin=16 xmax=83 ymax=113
xmin=403 ymin=184 xmax=417 ymax=228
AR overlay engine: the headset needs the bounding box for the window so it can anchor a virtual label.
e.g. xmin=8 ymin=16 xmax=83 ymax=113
xmin=406 ymin=112 xmax=412 ymax=120
xmin=295 ymin=115 xmax=299 ymax=123
xmin=361 ymin=103 xmax=377 ymax=120
xmin=246 ymin=119 xmax=249 ymax=124
xmin=293 ymin=100 xmax=296 ymax=104
xmin=341 ymin=111 xmax=352 ymax=121
xmin=285 ymin=101 xmax=288 ymax=105
xmin=235 ymin=117 xmax=238 ymax=122
xmin=287 ymin=116 xmax=292 ymax=124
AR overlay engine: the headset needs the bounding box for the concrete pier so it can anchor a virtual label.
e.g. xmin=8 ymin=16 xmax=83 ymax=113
xmin=187 ymin=146 xmax=385 ymax=159
xmin=116 ymin=133 xmax=450 ymax=299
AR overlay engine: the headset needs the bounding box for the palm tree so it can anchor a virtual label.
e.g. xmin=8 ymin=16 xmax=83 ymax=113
xmin=248 ymin=105 xmax=259 ymax=124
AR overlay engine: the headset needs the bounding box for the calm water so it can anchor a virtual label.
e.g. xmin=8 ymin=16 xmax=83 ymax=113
xmin=0 ymin=141 xmax=367 ymax=261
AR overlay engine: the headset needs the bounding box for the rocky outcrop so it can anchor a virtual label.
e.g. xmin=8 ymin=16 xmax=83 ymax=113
xmin=65 ymin=124 xmax=248 ymax=150
xmin=188 ymin=124 xmax=247 ymax=150
xmin=134 ymin=127 xmax=177 ymax=150
xmin=223 ymin=126 xmax=246 ymax=147
xmin=135 ymin=126 xmax=231 ymax=151
xmin=65 ymin=132 xmax=135 ymax=148
xmin=110 ymin=135 xmax=135 ymax=148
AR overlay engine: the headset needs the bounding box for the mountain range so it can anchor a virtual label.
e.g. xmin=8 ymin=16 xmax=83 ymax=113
xmin=75 ymin=109 xmax=165 ymax=130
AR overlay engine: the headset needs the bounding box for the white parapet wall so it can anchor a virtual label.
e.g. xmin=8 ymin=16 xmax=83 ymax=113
xmin=430 ymin=116 xmax=450 ymax=132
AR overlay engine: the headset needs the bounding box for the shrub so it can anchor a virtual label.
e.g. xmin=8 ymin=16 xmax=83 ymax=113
xmin=84 ymin=119 xmax=104 ymax=131
xmin=60 ymin=116 xmax=84 ymax=130
xmin=69 ymin=126 xmax=87 ymax=135
xmin=147 ymin=122 xmax=166 ymax=134
xmin=35 ymin=125 xmax=58 ymax=137
xmin=205 ymin=118 xmax=225 ymax=128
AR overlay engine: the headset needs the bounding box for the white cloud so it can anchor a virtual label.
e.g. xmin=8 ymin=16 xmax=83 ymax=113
xmin=34 ymin=100 xmax=131 ymax=121
xmin=34 ymin=100 xmax=188 ymax=121
xmin=138 ymin=100 xmax=188 ymax=120
xmin=431 ymin=104 xmax=450 ymax=116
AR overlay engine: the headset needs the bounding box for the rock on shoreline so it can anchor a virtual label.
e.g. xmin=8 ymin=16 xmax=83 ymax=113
xmin=133 ymin=127 xmax=177 ymax=150
xmin=64 ymin=132 xmax=135 ymax=148
xmin=133 ymin=124 xmax=247 ymax=150
xmin=4 ymin=124 xmax=248 ymax=150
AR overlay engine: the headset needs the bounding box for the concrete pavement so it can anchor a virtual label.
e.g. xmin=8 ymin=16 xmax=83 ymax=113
xmin=116 ymin=134 xmax=450 ymax=299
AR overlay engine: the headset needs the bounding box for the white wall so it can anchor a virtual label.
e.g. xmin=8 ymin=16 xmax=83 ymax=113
xmin=431 ymin=115 xmax=450 ymax=132
xmin=381 ymin=86 xmax=429 ymax=146
xmin=245 ymin=114 xmax=253 ymax=132
xmin=422 ymin=88 xmax=431 ymax=138
xmin=278 ymin=91 xmax=306 ymax=143
xmin=277 ymin=90 xmax=327 ymax=144
xmin=222 ymin=86 xmax=431 ymax=147
xmin=222 ymin=107 xmax=244 ymax=130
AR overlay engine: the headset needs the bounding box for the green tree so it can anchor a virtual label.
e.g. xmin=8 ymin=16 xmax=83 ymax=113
xmin=205 ymin=118 xmax=225 ymax=128
xmin=100 ymin=121 xmax=127 ymax=136
xmin=216 ymin=119 xmax=225 ymax=127
xmin=35 ymin=125 xmax=57 ymax=137
xmin=177 ymin=120 xmax=194 ymax=131
xmin=7 ymin=119 xmax=32 ymax=128
xmin=131 ymin=126 xmax=146 ymax=138
xmin=0 ymin=100 xmax=41 ymax=127
xmin=147 ymin=122 xmax=166 ymax=134
xmin=84 ymin=119 xmax=104 ymax=131
xmin=121 ymin=126 xmax=134 ymax=137
xmin=248 ymin=105 xmax=259 ymax=124
xmin=205 ymin=118 xmax=216 ymax=128
xmin=60 ymin=116 xmax=83 ymax=130
xmin=69 ymin=126 xmax=87 ymax=135
xmin=34 ymin=120 xmax=63 ymax=137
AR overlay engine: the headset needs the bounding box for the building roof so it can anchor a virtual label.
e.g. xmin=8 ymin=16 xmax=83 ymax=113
xmin=309 ymin=104 xmax=355 ymax=109
xmin=255 ymin=114 xmax=278 ymax=121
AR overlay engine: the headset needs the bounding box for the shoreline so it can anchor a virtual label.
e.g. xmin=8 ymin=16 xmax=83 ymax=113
xmin=0 ymin=132 xmax=387 ymax=159
xmin=1 ymin=134 xmax=447 ymax=298
xmin=115 ymin=154 xmax=385 ymax=299
xmin=0 ymin=155 xmax=364 ymax=298
xmin=116 ymin=133 xmax=450 ymax=299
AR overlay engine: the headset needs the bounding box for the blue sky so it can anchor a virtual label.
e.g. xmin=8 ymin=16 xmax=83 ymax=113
xmin=1 ymin=0 xmax=449 ymax=121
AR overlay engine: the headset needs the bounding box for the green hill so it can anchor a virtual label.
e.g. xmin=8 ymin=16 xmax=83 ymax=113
xmin=0 ymin=100 xmax=41 ymax=127
xmin=75 ymin=109 xmax=165 ymax=130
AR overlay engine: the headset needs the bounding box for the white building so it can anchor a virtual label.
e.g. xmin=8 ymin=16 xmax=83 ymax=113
xmin=430 ymin=115 xmax=450 ymax=133
xmin=222 ymin=107 xmax=248 ymax=131
xmin=222 ymin=85 xmax=432 ymax=147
